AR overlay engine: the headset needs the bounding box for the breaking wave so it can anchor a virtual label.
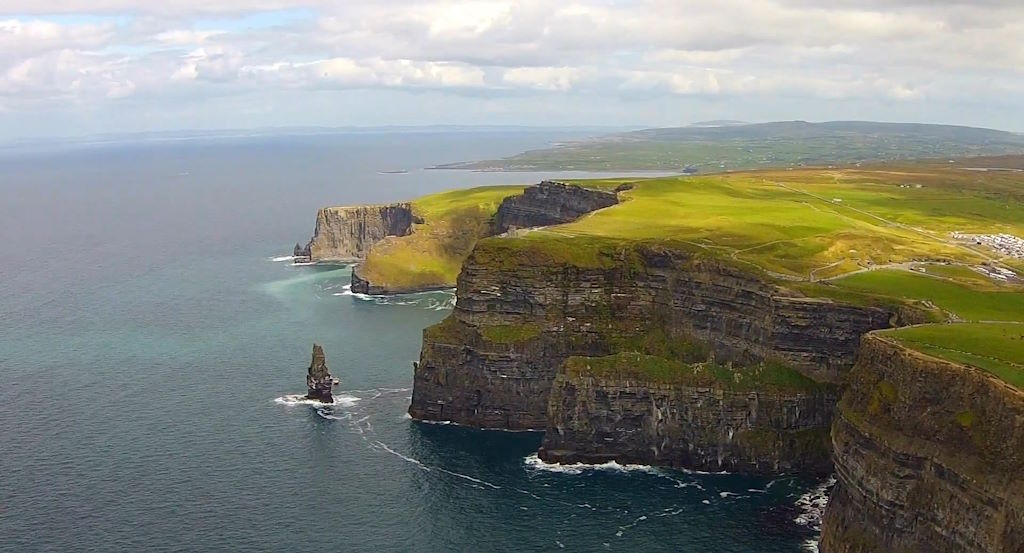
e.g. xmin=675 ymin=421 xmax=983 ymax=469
xmin=332 ymin=284 xmax=455 ymax=310
xmin=271 ymin=255 xmax=296 ymax=262
xmin=523 ymin=454 xmax=664 ymax=476
xmin=273 ymin=393 xmax=361 ymax=408
xmin=794 ymin=476 xmax=836 ymax=552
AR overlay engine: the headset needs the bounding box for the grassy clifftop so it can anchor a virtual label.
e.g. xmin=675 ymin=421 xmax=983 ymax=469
xmin=356 ymin=185 xmax=524 ymax=291
xmin=484 ymin=161 xmax=1024 ymax=387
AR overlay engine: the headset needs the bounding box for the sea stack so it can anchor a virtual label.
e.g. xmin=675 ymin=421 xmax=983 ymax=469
xmin=305 ymin=343 xmax=334 ymax=403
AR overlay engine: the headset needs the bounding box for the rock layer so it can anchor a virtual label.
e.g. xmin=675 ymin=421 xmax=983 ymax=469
xmin=539 ymin=365 xmax=836 ymax=475
xmin=409 ymin=242 xmax=892 ymax=435
xmin=493 ymin=181 xmax=618 ymax=233
xmin=307 ymin=203 xmax=416 ymax=262
xmin=819 ymin=335 xmax=1023 ymax=553
xmin=305 ymin=343 xmax=334 ymax=403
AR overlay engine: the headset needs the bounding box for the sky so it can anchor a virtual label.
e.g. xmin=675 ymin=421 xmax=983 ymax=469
xmin=1 ymin=0 xmax=1023 ymax=139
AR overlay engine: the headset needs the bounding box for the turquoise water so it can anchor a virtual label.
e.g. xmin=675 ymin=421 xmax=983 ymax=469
xmin=0 ymin=132 xmax=823 ymax=552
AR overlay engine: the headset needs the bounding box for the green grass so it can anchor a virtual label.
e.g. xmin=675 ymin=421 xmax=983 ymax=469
xmin=526 ymin=167 xmax=1019 ymax=279
xmin=358 ymin=185 xmax=525 ymax=290
xmin=481 ymin=323 xmax=542 ymax=344
xmin=884 ymin=323 xmax=1024 ymax=389
xmin=828 ymin=270 xmax=1024 ymax=322
xmin=564 ymin=352 xmax=827 ymax=393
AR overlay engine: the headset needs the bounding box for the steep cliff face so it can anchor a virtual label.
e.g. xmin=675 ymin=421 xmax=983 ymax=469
xmin=493 ymin=181 xmax=619 ymax=233
xmin=820 ymin=335 xmax=1023 ymax=553
xmin=307 ymin=204 xmax=416 ymax=262
xmin=409 ymin=241 xmax=892 ymax=435
xmin=539 ymin=354 xmax=837 ymax=475
xmin=305 ymin=343 xmax=335 ymax=403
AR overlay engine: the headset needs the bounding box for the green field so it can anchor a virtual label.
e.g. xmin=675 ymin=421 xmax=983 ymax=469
xmin=537 ymin=167 xmax=1023 ymax=280
xmin=884 ymin=324 xmax=1024 ymax=388
xmin=828 ymin=270 xmax=1024 ymax=322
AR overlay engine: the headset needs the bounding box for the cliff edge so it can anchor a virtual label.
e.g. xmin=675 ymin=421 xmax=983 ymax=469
xmin=819 ymin=334 xmax=1023 ymax=553
xmin=410 ymin=239 xmax=892 ymax=444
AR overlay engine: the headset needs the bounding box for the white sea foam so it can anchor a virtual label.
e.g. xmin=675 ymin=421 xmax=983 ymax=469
xmin=290 ymin=261 xmax=317 ymax=266
xmin=523 ymin=454 xmax=662 ymax=475
xmin=333 ymin=284 xmax=455 ymax=310
xmin=271 ymin=255 xmax=296 ymax=262
xmin=273 ymin=393 xmax=361 ymax=408
xmin=794 ymin=475 xmax=836 ymax=553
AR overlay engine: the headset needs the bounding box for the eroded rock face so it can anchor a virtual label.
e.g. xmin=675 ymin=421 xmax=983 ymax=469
xmin=305 ymin=343 xmax=334 ymax=403
xmin=819 ymin=335 xmax=1023 ymax=553
xmin=409 ymin=243 xmax=892 ymax=435
xmin=307 ymin=204 xmax=415 ymax=262
xmin=540 ymin=372 xmax=837 ymax=475
xmin=493 ymin=181 xmax=619 ymax=234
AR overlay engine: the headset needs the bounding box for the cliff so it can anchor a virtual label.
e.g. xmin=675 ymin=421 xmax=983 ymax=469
xmin=493 ymin=180 xmax=619 ymax=233
xmin=409 ymin=240 xmax=892 ymax=438
xmin=539 ymin=353 xmax=837 ymax=474
xmin=819 ymin=334 xmax=1023 ymax=553
xmin=307 ymin=203 xmax=416 ymax=263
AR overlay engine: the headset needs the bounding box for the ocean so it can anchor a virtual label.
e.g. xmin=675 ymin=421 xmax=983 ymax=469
xmin=0 ymin=131 xmax=825 ymax=552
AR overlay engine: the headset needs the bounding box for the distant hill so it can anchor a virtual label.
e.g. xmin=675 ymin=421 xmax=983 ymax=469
xmin=436 ymin=120 xmax=1024 ymax=172
xmin=688 ymin=120 xmax=749 ymax=127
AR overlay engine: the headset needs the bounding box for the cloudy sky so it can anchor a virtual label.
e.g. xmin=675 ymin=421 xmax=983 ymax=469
xmin=2 ymin=0 xmax=1023 ymax=139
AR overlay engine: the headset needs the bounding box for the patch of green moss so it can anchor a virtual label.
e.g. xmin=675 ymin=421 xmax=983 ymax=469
xmin=481 ymin=323 xmax=542 ymax=344
xmin=867 ymin=379 xmax=898 ymax=415
xmin=423 ymin=316 xmax=476 ymax=344
xmin=601 ymin=324 xmax=712 ymax=364
xmin=954 ymin=410 xmax=976 ymax=429
xmin=564 ymin=352 xmax=828 ymax=393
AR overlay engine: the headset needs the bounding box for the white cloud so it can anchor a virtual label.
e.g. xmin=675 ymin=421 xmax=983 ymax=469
xmin=502 ymin=66 xmax=580 ymax=91
xmin=0 ymin=0 xmax=1023 ymax=135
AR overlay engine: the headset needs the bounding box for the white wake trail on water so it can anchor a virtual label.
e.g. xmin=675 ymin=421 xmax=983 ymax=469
xmin=332 ymin=284 xmax=456 ymax=310
xmin=794 ymin=476 xmax=836 ymax=552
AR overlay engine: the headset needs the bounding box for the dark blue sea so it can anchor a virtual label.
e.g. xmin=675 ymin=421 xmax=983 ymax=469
xmin=0 ymin=131 xmax=826 ymax=552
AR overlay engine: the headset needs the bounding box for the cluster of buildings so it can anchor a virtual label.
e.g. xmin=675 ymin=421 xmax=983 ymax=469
xmin=975 ymin=264 xmax=1019 ymax=282
xmin=952 ymin=232 xmax=1024 ymax=260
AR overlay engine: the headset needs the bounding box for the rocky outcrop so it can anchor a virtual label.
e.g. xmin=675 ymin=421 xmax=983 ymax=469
xmin=819 ymin=335 xmax=1023 ymax=553
xmin=305 ymin=343 xmax=335 ymax=403
xmin=539 ymin=356 xmax=837 ymax=475
xmin=293 ymin=241 xmax=311 ymax=259
xmin=493 ymin=181 xmax=619 ymax=233
xmin=409 ymin=241 xmax=892 ymax=435
xmin=307 ymin=204 xmax=416 ymax=262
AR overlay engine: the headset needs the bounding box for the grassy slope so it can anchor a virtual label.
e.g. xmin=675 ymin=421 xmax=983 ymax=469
xmin=357 ymin=185 xmax=524 ymax=290
xmin=540 ymin=167 xmax=1024 ymax=279
xmin=828 ymin=269 xmax=1024 ymax=322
